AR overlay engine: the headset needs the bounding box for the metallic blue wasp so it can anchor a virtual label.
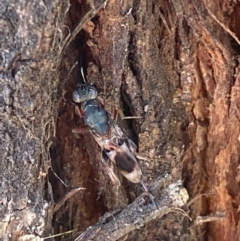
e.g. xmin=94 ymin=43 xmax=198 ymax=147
xmin=72 ymin=65 xmax=110 ymax=136
xmin=72 ymin=65 xmax=158 ymax=208
xmin=73 ymin=87 xmax=111 ymax=136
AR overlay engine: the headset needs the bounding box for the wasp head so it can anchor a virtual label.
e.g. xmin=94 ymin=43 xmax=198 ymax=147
xmin=73 ymin=84 xmax=98 ymax=103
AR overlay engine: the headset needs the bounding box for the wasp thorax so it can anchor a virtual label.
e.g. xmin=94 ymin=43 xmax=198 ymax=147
xmin=72 ymin=84 xmax=98 ymax=103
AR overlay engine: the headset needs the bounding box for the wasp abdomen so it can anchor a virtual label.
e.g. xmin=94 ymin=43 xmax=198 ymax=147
xmin=115 ymin=152 xmax=142 ymax=183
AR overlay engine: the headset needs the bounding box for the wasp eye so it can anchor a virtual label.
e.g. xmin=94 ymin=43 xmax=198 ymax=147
xmin=72 ymin=90 xmax=81 ymax=103
xmin=88 ymin=87 xmax=98 ymax=99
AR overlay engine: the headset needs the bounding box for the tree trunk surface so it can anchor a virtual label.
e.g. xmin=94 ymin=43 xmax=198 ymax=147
xmin=0 ymin=0 xmax=67 ymax=240
xmin=1 ymin=0 xmax=240 ymax=241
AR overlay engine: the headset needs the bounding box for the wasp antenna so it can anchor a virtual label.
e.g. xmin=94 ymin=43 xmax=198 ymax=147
xmin=79 ymin=57 xmax=87 ymax=83
xmin=80 ymin=66 xmax=87 ymax=83
xmin=140 ymin=180 xmax=159 ymax=210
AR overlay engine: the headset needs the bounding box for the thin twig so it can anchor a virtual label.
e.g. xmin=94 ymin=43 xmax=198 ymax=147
xmin=51 ymin=168 xmax=68 ymax=188
xmin=171 ymin=207 xmax=192 ymax=221
xmin=205 ymin=4 xmax=240 ymax=46
xmin=74 ymin=180 xmax=189 ymax=241
xmin=43 ymin=229 xmax=78 ymax=240
xmin=54 ymin=187 xmax=85 ymax=212
xmin=186 ymin=191 xmax=214 ymax=208
xmin=60 ymin=0 xmax=108 ymax=54
xmin=194 ymin=211 xmax=226 ymax=225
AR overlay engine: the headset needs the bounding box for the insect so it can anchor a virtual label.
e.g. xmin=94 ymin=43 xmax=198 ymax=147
xmin=73 ymin=87 xmax=111 ymax=136
xmin=72 ymin=65 xmax=158 ymax=208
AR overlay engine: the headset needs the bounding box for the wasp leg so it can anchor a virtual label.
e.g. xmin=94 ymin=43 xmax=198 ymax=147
xmin=72 ymin=105 xmax=89 ymax=134
xmin=140 ymin=180 xmax=159 ymax=210
xmin=114 ymin=107 xmax=142 ymax=121
xmin=75 ymin=105 xmax=84 ymax=117
xmin=95 ymin=95 xmax=105 ymax=109
xmin=149 ymin=173 xmax=169 ymax=192
xmin=72 ymin=127 xmax=89 ymax=134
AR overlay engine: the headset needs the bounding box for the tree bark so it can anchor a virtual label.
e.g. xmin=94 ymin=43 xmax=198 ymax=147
xmin=1 ymin=0 xmax=240 ymax=240
xmin=0 ymin=0 xmax=67 ymax=240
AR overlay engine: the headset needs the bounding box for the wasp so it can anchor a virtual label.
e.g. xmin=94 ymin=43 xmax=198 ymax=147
xmin=72 ymin=66 xmax=158 ymax=208
xmin=73 ymin=85 xmax=111 ymax=136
